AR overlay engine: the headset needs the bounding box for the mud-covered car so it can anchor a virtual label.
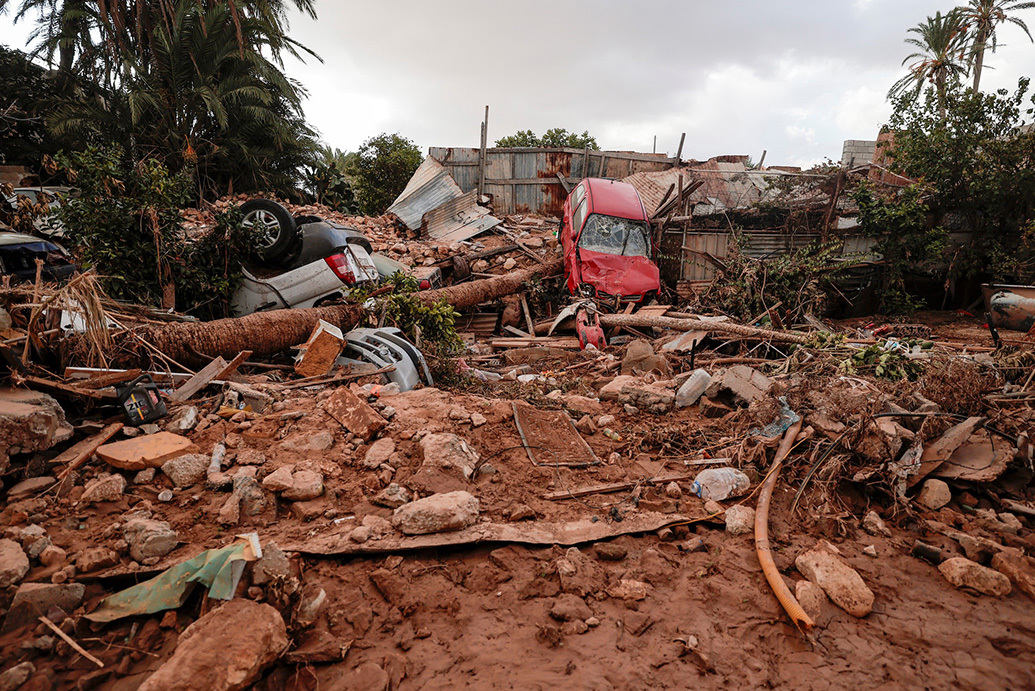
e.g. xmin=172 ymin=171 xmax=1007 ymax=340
xmin=560 ymin=178 xmax=660 ymax=305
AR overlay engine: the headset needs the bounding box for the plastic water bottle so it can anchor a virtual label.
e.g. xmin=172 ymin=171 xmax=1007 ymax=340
xmin=675 ymin=369 xmax=711 ymax=408
xmin=689 ymin=468 xmax=751 ymax=501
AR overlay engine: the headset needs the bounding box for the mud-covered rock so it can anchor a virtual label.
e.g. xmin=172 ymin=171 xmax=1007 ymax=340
xmin=363 ymin=438 xmax=396 ymax=469
xmin=795 ymin=540 xmax=874 ymax=617
xmin=391 ymin=491 xmax=479 ymax=535
xmin=724 ymin=505 xmax=755 ymax=535
xmin=419 ymin=433 xmax=480 ymax=480
xmin=0 ymin=539 xmax=29 ymax=588
xmin=939 ymin=556 xmax=1012 ymax=596
xmin=550 ymin=593 xmax=592 ymax=622
xmin=161 ymin=453 xmax=210 ymax=486
xmin=372 ymin=483 xmax=412 ymax=509
xmin=138 ymin=600 xmax=287 ymax=691
xmin=124 ymin=518 xmax=178 ymax=561
xmin=80 ymin=474 xmax=127 ymax=503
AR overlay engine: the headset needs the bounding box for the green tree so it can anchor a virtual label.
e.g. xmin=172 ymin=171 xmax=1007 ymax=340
xmin=351 ymin=133 xmax=422 ymax=216
xmin=0 ymin=45 xmax=65 ymax=166
xmin=306 ymin=145 xmax=359 ymax=212
xmin=495 ymin=128 xmax=599 ymax=149
xmin=889 ymin=10 xmax=969 ymax=117
xmin=959 ymin=0 xmax=1035 ymax=92
xmin=12 ymin=0 xmax=320 ymax=197
xmin=494 ymin=129 xmax=539 ymax=147
xmin=852 ymin=182 xmax=949 ymax=313
xmin=885 ymin=79 xmax=1035 ymax=283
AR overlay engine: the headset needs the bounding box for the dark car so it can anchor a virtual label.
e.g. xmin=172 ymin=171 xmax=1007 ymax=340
xmin=0 ymin=231 xmax=77 ymax=283
xmin=560 ymin=178 xmax=660 ymax=305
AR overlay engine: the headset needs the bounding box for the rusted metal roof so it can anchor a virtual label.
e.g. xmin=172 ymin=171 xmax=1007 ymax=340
xmin=623 ymin=158 xmax=789 ymax=217
xmin=420 ymin=190 xmax=501 ymax=243
xmin=387 ymin=157 xmax=464 ymax=231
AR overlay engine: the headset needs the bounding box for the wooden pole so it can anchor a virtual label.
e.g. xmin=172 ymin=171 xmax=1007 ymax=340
xmin=477 ymin=105 xmax=489 ymax=198
xmin=674 ymin=132 xmax=686 ymax=167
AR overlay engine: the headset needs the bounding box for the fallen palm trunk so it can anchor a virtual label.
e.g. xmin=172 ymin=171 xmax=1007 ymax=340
xmin=418 ymin=259 xmax=563 ymax=310
xmin=597 ymin=313 xmax=811 ymax=345
xmin=64 ymin=304 xmax=366 ymax=369
xmin=755 ymin=420 xmax=813 ymax=635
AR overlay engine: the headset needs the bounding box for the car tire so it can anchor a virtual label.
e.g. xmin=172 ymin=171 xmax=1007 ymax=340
xmin=241 ymin=199 xmax=298 ymax=263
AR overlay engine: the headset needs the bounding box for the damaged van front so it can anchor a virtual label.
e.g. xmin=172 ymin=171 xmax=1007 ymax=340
xmin=560 ymin=178 xmax=660 ymax=305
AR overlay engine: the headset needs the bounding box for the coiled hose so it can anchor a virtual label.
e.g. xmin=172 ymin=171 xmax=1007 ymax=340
xmin=754 ymin=419 xmax=814 ymax=635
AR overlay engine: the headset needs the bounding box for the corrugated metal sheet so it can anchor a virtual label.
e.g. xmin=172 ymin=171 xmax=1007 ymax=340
xmin=427 ymin=146 xmax=672 ymax=216
xmin=387 ymin=157 xmax=464 ymax=231
xmin=421 ymin=190 xmax=501 ymax=243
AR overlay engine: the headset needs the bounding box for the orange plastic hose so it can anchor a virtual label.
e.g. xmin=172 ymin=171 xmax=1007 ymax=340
xmin=754 ymin=419 xmax=814 ymax=635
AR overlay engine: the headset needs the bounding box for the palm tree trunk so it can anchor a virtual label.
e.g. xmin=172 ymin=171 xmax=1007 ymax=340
xmin=936 ymin=75 xmax=947 ymax=119
xmin=971 ymin=29 xmax=988 ymax=92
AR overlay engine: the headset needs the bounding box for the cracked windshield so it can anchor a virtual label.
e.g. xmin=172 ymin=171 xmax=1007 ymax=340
xmin=578 ymin=215 xmax=649 ymax=257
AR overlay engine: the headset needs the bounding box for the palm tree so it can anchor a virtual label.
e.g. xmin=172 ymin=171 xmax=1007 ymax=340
xmin=960 ymin=0 xmax=1035 ymax=91
xmin=888 ymin=10 xmax=970 ymax=117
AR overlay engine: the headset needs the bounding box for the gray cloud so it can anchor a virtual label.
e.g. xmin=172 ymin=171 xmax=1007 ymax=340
xmin=3 ymin=0 xmax=1033 ymax=166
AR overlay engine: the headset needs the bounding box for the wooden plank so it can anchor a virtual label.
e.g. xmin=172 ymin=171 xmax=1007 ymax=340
xmin=54 ymin=422 xmax=124 ymax=479
xmin=556 ymin=172 xmax=571 ymax=194
xmin=21 ymin=376 xmax=115 ymax=400
xmin=520 ymin=294 xmax=536 ymax=335
xmin=76 ymin=369 xmax=143 ymax=390
xmin=168 ymin=356 xmax=228 ymax=403
xmin=215 ymin=350 xmax=251 ymax=381
xmin=544 ymin=472 xmax=695 ymax=501
xmin=503 ymin=325 xmax=532 ymax=338
xmin=64 ymin=367 xmax=193 ymax=384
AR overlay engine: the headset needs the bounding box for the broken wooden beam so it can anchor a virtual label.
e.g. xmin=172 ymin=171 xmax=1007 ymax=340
xmin=54 ymin=422 xmax=124 ymax=479
xmin=168 ymin=356 xmax=228 ymax=403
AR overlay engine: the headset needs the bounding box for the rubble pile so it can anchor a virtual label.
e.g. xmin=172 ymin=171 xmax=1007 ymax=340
xmin=1 ymin=205 xmax=1035 ymax=688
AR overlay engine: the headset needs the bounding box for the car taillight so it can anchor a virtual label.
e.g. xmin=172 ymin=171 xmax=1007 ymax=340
xmin=324 ymin=254 xmax=356 ymax=284
xmin=418 ymin=279 xmax=431 ymax=290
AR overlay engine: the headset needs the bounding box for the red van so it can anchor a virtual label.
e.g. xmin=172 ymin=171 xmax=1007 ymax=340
xmin=560 ymin=178 xmax=660 ymax=304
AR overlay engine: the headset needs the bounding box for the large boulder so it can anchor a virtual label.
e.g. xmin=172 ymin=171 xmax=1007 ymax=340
xmin=392 ymin=491 xmax=480 ymax=535
xmin=139 ymin=600 xmax=287 ymax=691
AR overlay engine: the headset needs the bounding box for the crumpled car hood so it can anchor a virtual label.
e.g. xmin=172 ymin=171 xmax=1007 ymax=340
xmin=575 ymin=249 xmax=660 ymax=298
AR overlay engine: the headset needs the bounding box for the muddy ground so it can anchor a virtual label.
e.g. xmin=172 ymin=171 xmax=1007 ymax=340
xmin=2 ymin=310 xmax=1034 ymax=690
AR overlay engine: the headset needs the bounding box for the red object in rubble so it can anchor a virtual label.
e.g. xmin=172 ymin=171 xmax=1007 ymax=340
xmin=575 ymin=306 xmax=606 ymax=350
xmin=560 ymin=178 xmax=660 ymax=305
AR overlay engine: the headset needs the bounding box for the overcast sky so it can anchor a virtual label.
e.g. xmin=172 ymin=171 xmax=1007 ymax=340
xmin=3 ymin=1 xmax=1034 ymax=167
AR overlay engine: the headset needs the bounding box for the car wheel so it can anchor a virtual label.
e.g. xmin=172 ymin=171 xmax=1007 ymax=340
xmin=241 ymin=199 xmax=298 ymax=262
